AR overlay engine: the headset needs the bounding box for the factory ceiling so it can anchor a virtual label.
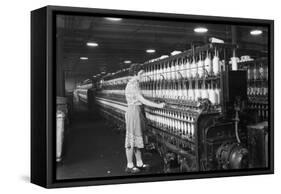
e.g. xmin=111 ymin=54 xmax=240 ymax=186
xmin=56 ymin=14 xmax=268 ymax=81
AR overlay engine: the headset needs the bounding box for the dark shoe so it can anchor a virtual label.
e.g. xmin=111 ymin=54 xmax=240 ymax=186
xmin=137 ymin=164 xmax=150 ymax=171
xmin=125 ymin=167 xmax=140 ymax=174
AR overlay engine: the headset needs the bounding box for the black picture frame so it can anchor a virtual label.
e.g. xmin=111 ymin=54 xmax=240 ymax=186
xmin=31 ymin=5 xmax=274 ymax=188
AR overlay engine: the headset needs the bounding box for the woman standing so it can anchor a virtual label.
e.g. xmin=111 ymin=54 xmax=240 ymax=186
xmin=124 ymin=66 xmax=165 ymax=174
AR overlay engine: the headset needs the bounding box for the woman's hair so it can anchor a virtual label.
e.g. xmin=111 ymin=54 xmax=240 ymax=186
xmin=129 ymin=63 xmax=142 ymax=76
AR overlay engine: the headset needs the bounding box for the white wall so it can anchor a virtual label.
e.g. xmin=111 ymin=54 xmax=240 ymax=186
xmin=65 ymin=77 xmax=76 ymax=93
xmin=0 ymin=0 xmax=279 ymax=193
xmin=65 ymin=76 xmax=82 ymax=93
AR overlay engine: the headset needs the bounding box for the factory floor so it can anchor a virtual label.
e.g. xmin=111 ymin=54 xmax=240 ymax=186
xmin=56 ymin=102 xmax=164 ymax=180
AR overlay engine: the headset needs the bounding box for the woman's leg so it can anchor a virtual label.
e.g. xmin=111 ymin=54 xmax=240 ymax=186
xmin=125 ymin=147 xmax=134 ymax=168
xmin=134 ymin=148 xmax=144 ymax=167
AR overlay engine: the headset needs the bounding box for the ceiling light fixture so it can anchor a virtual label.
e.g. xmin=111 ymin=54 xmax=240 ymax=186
xmin=250 ymin=29 xmax=263 ymax=35
xmin=124 ymin=60 xmax=132 ymax=64
xmin=146 ymin=49 xmax=156 ymax=53
xmin=87 ymin=42 xmax=98 ymax=47
xmin=105 ymin=17 xmax=122 ymax=21
xmin=194 ymin=27 xmax=208 ymax=33
xmin=80 ymin=57 xmax=88 ymax=60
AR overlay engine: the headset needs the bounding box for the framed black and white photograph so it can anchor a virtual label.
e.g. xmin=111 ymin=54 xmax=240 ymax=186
xmin=31 ymin=5 xmax=274 ymax=188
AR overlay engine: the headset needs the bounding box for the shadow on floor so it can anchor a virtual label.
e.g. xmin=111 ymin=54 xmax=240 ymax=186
xmin=20 ymin=175 xmax=30 ymax=183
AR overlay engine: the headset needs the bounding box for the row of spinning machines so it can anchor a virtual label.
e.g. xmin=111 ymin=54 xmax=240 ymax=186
xmin=79 ymin=43 xmax=268 ymax=172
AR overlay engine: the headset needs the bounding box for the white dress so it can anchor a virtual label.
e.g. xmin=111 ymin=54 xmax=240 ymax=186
xmin=124 ymin=77 xmax=145 ymax=148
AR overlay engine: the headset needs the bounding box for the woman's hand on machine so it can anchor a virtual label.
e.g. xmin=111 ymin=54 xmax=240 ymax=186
xmin=157 ymin=102 xmax=166 ymax=109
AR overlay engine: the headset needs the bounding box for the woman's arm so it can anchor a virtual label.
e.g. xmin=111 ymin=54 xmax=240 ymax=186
xmin=137 ymin=93 xmax=165 ymax=108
